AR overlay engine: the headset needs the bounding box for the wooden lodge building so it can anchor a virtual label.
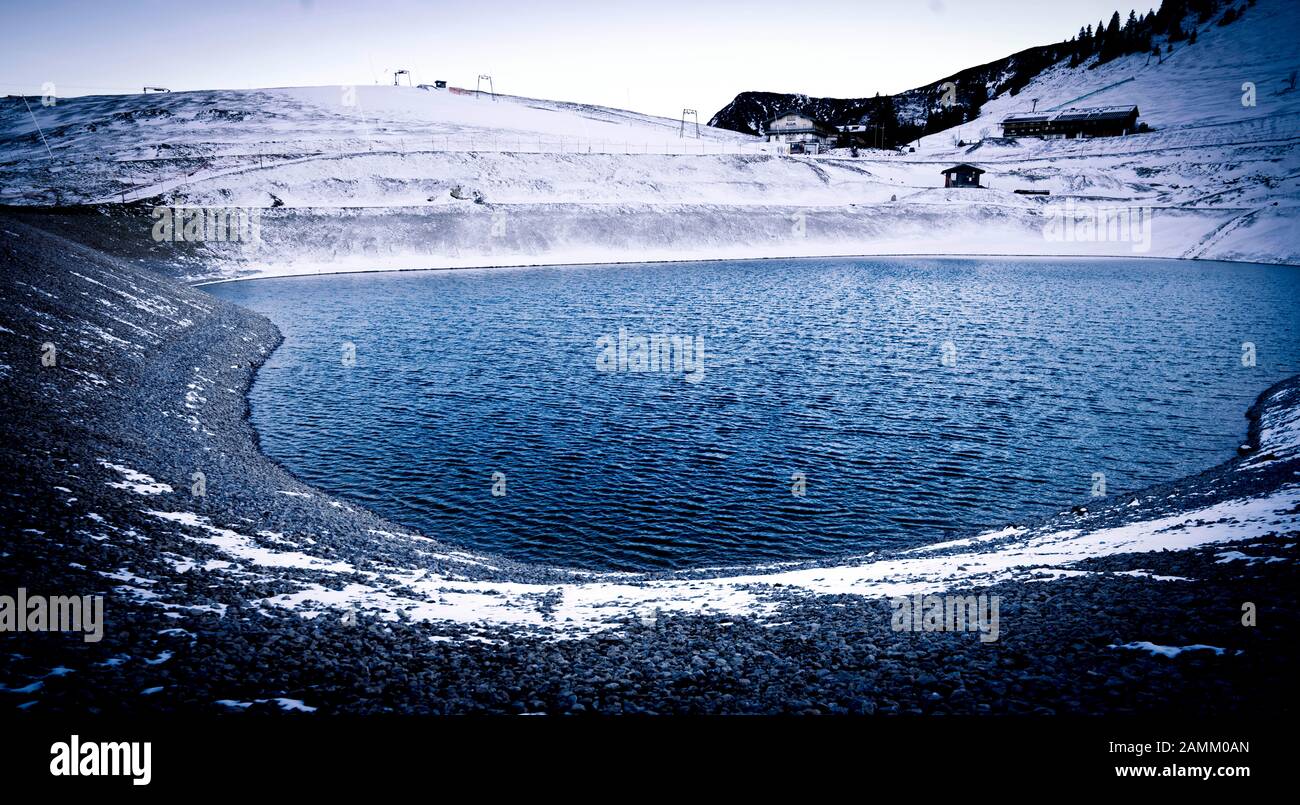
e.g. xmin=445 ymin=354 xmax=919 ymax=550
xmin=1001 ymin=105 xmax=1140 ymax=139
xmin=763 ymin=109 xmax=838 ymax=154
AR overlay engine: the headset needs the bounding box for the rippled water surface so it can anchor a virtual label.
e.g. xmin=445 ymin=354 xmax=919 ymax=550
xmin=208 ymin=257 xmax=1300 ymax=571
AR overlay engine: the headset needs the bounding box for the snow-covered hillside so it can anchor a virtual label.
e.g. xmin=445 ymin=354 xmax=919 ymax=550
xmin=0 ymin=84 xmax=766 ymax=205
xmin=951 ymin=0 xmax=1300 ymax=137
xmin=1 ymin=0 xmax=1297 ymax=277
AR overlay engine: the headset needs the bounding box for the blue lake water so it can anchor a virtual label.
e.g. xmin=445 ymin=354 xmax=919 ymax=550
xmin=208 ymin=257 xmax=1300 ymax=571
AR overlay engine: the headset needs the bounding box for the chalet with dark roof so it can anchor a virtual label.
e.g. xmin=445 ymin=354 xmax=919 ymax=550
xmin=763 ymin=109 xmax=837 ymax=153
xmin=941 ymin=164 xmax=985 ymax=188
xmin=1002 ymin=105 xmax=1140 ymax=138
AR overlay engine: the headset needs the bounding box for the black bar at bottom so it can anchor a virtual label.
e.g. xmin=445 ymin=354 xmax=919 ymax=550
xmin=0 ymin=715 xmax=1286 ymax=792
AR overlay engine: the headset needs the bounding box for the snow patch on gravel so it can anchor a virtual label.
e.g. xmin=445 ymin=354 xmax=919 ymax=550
xmin=216 ymin=697 xmax=317 ymax=712
xmin=1110 ymin=642 xmax=1229 ymax=658
xmin=100 ymin=461 xmax=173 ymax=496
xmin=145 ymin=510 xmax=356 ymax=573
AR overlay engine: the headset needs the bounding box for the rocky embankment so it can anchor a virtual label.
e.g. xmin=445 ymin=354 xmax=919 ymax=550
xmin=1 ymin=211 xmax=1297 ymax=715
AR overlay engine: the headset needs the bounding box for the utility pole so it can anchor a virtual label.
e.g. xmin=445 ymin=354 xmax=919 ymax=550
xmin=680 ymin=108 xmax=699 ymax=138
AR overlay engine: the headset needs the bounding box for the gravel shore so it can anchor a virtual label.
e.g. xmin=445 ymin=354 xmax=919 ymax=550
xmin=2 ymin=210 xmax=1297 ymax=715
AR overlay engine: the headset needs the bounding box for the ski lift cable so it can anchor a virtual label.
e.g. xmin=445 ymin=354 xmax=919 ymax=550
xmin=19 ymin=95 xmax=54 ymax=159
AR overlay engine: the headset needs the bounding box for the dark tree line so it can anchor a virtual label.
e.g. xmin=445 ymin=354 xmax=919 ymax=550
xmin=1070 ymin=0 xmax=1248 ymax=67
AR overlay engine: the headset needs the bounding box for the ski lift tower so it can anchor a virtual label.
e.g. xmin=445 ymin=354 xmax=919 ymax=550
xmin=476 ymin=74 xmax=496 ymax=101
xmin=393 ymin=69 xmax=412 ymax=87
xmin=680 ymin=108 xmax=699 ymax=138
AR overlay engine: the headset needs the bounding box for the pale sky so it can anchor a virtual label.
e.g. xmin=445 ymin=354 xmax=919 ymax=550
xmin=1 ymin=0 xmax=1143 ymax=120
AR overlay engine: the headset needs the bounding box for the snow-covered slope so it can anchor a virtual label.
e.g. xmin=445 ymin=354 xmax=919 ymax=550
xmin=1 ymin=0 xmax=1297 ymax=276
xmin=0 ymin=84 xmax=765 ymax=205
xmin=953 ymin=0 xmax=1300 ymax=137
